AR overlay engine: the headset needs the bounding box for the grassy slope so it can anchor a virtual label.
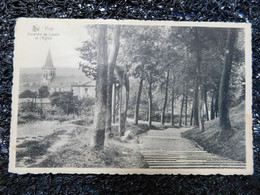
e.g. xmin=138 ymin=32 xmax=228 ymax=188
xmin=36 ymin=130 xmax=148 ymax=168
xmin=182 ymin=101 xmax=246 ymax=162
xmin=16 ymin=119 xmax=149 ymax=168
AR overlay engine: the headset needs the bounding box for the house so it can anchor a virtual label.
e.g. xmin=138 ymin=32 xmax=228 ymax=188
xmin=72 ymin=80 xmax=96 ymax=99
xmin=40 ymin=50 xmax=95 ymax=98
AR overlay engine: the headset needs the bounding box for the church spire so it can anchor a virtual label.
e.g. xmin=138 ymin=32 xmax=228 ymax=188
xmin=41 ymin=50 xmax=56 ymax=86
xmin=42 ymin=50 xmax=55 ymax=69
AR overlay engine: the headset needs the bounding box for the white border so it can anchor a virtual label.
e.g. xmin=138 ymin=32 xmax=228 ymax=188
xmin=9 ymin=18 xmax=253 ymax=175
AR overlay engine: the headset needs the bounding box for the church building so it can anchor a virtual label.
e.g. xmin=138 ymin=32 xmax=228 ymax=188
xmin=41 ymin=50 xmax=56 ymax=86
xmin=40 ymin=50 xmax=95 ymax=99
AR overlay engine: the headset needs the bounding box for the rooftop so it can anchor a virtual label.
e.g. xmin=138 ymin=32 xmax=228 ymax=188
xmin=42 ymin=50 xmax=56 ymax=69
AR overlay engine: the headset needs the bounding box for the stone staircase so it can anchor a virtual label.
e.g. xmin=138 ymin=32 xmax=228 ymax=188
xmin=142 ymin=150 xmax=246 ymax=169
xmin=138 ymin=128 xmax=246 ymax=169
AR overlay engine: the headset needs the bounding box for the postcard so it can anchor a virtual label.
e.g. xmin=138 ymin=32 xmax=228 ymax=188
xmin=9 ymin=18 xmax=253 ymax=174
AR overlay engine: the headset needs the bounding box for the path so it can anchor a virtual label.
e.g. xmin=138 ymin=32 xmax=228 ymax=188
xmin=138 ymin=127 xmax=246 ymax=169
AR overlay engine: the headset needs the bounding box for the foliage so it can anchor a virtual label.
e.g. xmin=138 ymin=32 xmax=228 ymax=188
xmin=182 ymin=101 xmax=246 ymax=162
xmin=50 ymin=91 xmax=82 ymax=115
xmin=38 ymin=86 xmax=50 ymax=98
xmin=19 ymin=90 xmax=37 ymax=98
xmin=77 ymin=24 xmax=245 ymax=140
xmin=19 ymin=101 xmax=38 ymax=113
xmin=18 ymin=113 xmax=40 ymax=124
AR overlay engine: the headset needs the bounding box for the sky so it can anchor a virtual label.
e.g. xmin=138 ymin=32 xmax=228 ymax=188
xmin=14 ymin=19 xmax=247 ymax=70
xmin=14 ymin=19 xmax=92 ymax=68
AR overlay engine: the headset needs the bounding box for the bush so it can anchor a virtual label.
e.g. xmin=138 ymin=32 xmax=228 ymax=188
xmin=19 ymin=102 xmax=39 ymax=113
xmin=19 ymin=90 xmax=37 ymax=98
xmin=38 ymin=86 xmax=50 ymax=98
xmin=18 ymin=113 xmax=40 ymax=124
xmin=50 ymin=91 xmax=82 ymax=115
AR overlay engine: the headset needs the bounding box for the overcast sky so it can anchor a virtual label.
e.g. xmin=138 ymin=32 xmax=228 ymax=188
xmin=14 ymin=19 xmax=248 ymax=70
xmin=14 ymin=19 xmax=92 ymax=68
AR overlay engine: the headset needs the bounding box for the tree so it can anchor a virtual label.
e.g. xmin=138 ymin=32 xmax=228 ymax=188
xmin=179 ymin=84 xmax=185 ymax=126
xmin=161 ymin=69 xmax=169 ymax=125
xmin=184 ymin=81 xmax=189 ymax=126
xmin=159 ymin=27 xmax=186 ymax=126
xmin=170 ymin=76 xmax=175 ymax=126
xmin=38 ymin=86 xmax=50 ymax=116
xmin=115 ymin=65 xmax=130 ymax=136
xmin=91 ymin=25 xmax=108 ymax=150
xmin=77 ymin=26 xmax=98 ymax=80
xmin=198 ymin=85 xmax=206 ymax=132
xmin=192 ymin=31 xmax=201 ymax=127
xmin=133 ymin=64 xmax=144 ymax=125
xmin=19 ymin=89 xmax=38 ymax=111
xmin=50 ymin=91 xmax=81 ymax=115
xmin=38 ymin=86 xmax=49 ymax=98
xmin=218 ymin=28 xmax=237 ymax=140
xmin=19 ymin=90 xmax=36 ymax=98
xmin=106 ymin=25 xmax=121 ymax=136
xmin=186 ymin=27 xmax=224 ymax=128
xmin=127 ymin=26 xmax=152 ymax=125
xmin=78 ymin=24 xmax=122 ymax=144
xmin=147 ymin=71 xmax=153 ymax=128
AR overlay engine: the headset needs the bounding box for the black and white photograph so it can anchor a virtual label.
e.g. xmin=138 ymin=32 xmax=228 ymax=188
xmin=9 ymin=19 xmax=253 ymax=175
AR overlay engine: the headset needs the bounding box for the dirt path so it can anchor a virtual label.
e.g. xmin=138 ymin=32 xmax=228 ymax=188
xmin=138 ymin=127 xmax=246 ymax=169
xmin=25 ymin=123 xmax=81 ymax=167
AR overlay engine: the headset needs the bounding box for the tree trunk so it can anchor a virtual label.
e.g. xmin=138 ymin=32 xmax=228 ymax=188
xmin=190 ymin=102 xmax=194 ymax=126
xmin=106 ymin=84 xmax=113 ymax=135
xmin=121 ymin=74 xmax=130 ymax=136
xmin=184 ymin=82 xmax=188 ymax=126
xmin=179 ymin=93 xmax=185 ymax=127
xmin=34 ymin=96 xmax=37 ymax=110
xmin=31 ymin=97 xmax=34 ymax=109
xmin=91 ymin=25 xmax=108 ymax=150
xmin=148 ymin=72 xmax=153 ymax=129
xmin=134 ymin=66 xmax=144 ymax=125
xmin=112 ymin=84 xmax=116 ymax=124
xmin=204 ymin=86 xmax=209 ymax=121
xmin=193 ymin=30 xmax=201 ymax=127
xmin=40 ymin=98 xmax=43 ymax=117
xmin=210 ymin=91 xmax=215 ymax=120
xmin=161 ymin=70 xmax=170 ymax=125
xmin=171 ymin=80 xmax=175 ymax=126
xmin=66 ymin=102 xmax=69 ymax=116
xmin=106 ymin=26 xmax=121 ymax=136
xmin=193 ymin=76 xmax=199 ymax=126
xmin=118 ymin=84 xmax=123 ymax=136
xmin=215 ymin=87 xmax=219 ymax=118
xmin=199 ymin=86 xmax=205 ymax=132
xmin=218 ymin=28 xmax=237 ymax=140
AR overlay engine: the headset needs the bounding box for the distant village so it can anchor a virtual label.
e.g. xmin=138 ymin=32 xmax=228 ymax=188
xmin=19 ymin=50 xmax=95 ymax=100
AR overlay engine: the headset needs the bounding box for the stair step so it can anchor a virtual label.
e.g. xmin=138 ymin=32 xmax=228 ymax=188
xmin=142 ymin=151 xmax=208 ymax=154
xmin=147 ymin=162 xmax=245 ymax=166
xmin=140 ymin=129 xmax=245 ymax=169
xmin=145 ymin=160 xmax=244 ymax=164
xmin=143 ymin=136 xmax=181 ymax=138
xmin=149 ymin=165 xmax=246 ymax=169
xmin=144 ymin=156 xmax=227 ymax=160
xmin=143 ymin=155 xmax=216 ymax=157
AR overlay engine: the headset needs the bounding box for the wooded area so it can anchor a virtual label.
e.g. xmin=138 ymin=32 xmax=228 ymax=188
xmin=78 ymin=25 xmax=245 ymax=150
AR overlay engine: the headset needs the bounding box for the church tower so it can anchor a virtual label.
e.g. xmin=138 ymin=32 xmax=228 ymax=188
xmin=41 ymin=50 xmax=56 ymax=86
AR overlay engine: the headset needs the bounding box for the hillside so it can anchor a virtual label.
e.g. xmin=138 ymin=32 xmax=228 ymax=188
xmin=182 ymin=101 xmax=246 ymax=162
xmin=19 ymin=67 xmax=90 ymax=93
xmin=20 ymin=68 xmax=87 ymax=81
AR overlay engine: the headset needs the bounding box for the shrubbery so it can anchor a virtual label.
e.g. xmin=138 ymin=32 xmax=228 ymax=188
xmin=18 ymin=113 xmax=40 ymax=124
xmin=18 ymin=87 xmax=95 ymax=124
xmin=19 ymin=90 xmax=37 ymax=98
